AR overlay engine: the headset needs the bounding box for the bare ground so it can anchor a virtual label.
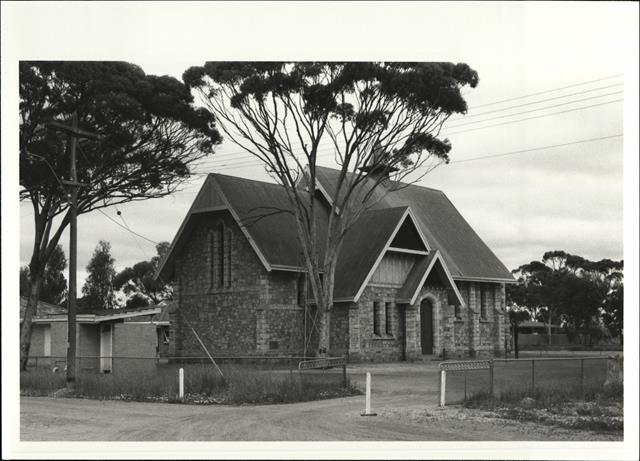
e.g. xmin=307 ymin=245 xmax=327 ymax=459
xmin=20 ymin=362 xmax=622 ymax=441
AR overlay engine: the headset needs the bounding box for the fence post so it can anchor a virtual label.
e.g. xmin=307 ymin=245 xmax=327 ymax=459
xmin=489 ymin=360 xmax=494 ymax=398
xmin=531 ymin=360 xmax=535 ymax=394
xmin=361 ymin=372 xmax=377 ymax=416
xmin=342 ymin=363 xmax=347 ymax=388
xmin=580 ymin=358 xmax=585 ymax=394
xmin=178 ymin=367 xmax=184 ymax=400
xmin=464 ymin=371 xmax=467 ymax=401
xmin=439 ymin=369 xmax=446 ymax=407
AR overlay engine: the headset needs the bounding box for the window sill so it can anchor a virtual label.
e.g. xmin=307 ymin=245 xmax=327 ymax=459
xmin=372 ymin=334 xmax=396 ymax=341
xmin=479 ymin=318 xmax=491 ymax=323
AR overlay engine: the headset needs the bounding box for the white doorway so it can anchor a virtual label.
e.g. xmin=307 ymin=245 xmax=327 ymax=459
xmin=99 ymin=323 xmax=112 ymax=373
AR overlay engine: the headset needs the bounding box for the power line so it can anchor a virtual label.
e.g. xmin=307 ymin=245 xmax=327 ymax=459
xmin=445 ymin=98 xmax=622 ymax=136
xmin=192 ymin=97 xmax=623 ymax=173
xmin=466 ymin=74 xmax=623 ymax=109
xmin=195 ymin=74 xmax=624 ymax=163
xmin=449 ymin=134 xmax=623 ymax=165
xmin=115 ymin=207 xmax=150 ymax=260
xmin=444 ymin=91 xmax=623 ymax=129
xmin=195 ymin=94 xmax=623 ymax=173
xmin=447 ymin=83 xmax=623 ymax=122
xmin=97 ymin=209 xmax=158 ymax=245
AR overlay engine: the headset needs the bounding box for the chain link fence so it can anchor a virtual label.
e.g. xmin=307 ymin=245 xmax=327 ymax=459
xmin=439 ymin=355 xmax=618 ymax=406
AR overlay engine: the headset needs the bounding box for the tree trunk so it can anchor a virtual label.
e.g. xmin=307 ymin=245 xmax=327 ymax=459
xmin=19 ymin=274 xmax=43 ymax=371
xmin=547 ymin=311 xmax=552 ymax=346
xmin=316 ymin=304 xmax=331 ymax=357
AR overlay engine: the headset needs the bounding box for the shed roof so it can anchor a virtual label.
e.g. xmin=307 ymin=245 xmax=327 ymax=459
xmin=19 ymin=297 xmax=67 ymax=320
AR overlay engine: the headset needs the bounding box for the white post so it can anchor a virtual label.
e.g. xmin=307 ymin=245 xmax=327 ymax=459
xmin=439 ymin=369 xmax=446 ymax=407
xmin=361 ymin=372 xmax=377 ymax=416
xmin=178 ymin=367 xmax=184 ymax=400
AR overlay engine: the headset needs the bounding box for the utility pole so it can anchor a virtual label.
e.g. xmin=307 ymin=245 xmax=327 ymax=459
xmin=48 ymin=112 xmax=100 ymax=389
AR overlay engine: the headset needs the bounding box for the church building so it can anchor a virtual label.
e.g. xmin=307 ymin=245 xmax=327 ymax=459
xmin=156 ymin=166 xmax=515 ymax=361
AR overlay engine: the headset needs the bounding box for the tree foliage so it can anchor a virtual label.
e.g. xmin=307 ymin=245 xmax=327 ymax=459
xmin=19 ymin=244 xmax=68 ymax=305
xmin=19 ymin=61 xmax=221 ymax=368
xmin=184 ymin=62 xmax=477 ymax=354
xmin=113 ymin=241 xmax=173 ymax=307
xmin=82 ymin=240 xmax=117 ymax=310
xmin=507 ymin=250 xmax=623 ymax=345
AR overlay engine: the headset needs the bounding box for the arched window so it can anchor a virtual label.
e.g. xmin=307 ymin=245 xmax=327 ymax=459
xmin=216 ymin=222 xmax=224 ymax=287
xmin=297 ymin=273 xmax=307 ymax=306
xmin=210 ymin=221 xmax=231 ymax=288
xmin=480 ymin=285 xmax=488 ymax=320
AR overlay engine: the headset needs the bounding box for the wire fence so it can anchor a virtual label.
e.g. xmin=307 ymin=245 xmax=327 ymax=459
xmin=439 ymin=356 xmax=619 ymax=406
xmin=21 ymin=355 xmax=351 ymax=401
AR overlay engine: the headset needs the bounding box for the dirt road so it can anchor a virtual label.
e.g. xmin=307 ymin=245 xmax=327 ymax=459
xmin=20 ymin=362 xmax=620 ymax=441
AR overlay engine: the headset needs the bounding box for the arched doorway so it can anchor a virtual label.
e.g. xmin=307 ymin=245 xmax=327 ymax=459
xmin=420 ymin=299 xmax=434 ymax=355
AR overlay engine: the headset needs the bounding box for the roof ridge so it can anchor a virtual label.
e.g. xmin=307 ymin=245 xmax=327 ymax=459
xmin=314 ymin=164 xmax=445 ymax=193
xmin=208 ymin=172 xmax=283 ymax=189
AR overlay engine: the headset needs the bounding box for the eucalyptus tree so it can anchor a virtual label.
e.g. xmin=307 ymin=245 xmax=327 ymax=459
xmin=19 ymin=61 xmax=220 ymax=369
xmin=184 ymin=62 xmax=477 ymax=355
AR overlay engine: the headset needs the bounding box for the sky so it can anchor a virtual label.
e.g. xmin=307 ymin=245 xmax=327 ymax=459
xmin=12 ymin=2 xmax=633 ymax=287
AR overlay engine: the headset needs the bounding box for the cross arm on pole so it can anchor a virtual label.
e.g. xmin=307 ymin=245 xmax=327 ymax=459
xmin=46 ymin=121 xmax=103 ymax=141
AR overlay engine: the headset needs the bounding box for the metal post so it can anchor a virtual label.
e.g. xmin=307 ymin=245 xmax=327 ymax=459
xmin=439 ymin=369 xmax=447 ymax=407
xmin=178 ymin=367 xmax=184 ymax=399
xmin=531 ymin=359 xmax=535 ymax=394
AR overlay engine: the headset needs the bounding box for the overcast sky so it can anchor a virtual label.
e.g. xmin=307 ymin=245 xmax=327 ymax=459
xmin=12 ymin=2 xmax=634 ymax=287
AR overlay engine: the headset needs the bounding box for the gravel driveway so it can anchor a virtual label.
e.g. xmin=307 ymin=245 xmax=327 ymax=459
xmin=20 ymin=361 xmax=620 ymax=441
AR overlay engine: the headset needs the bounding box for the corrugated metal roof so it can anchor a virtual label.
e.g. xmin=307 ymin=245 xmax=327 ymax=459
xmin=19 ymin=297 xmax=67 ymax=319
xmin=152 ymin=302 xmax=175 ymax=323
xmin=315 ymin=166 xmax=514 ymax=282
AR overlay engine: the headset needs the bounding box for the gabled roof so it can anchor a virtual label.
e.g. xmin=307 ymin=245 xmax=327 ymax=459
xmin=334 ymin=207 xmax=409 ymax=300
xmin=396 ymin=250 xmax=465 ymax=306
xmin=315 ymin=166 xmax=514 ymax=283
xmin=157 ymin=173 xmax=328 ymax=280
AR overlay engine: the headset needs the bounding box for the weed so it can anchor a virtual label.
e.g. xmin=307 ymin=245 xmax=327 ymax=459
xmin=20 ymin=364 xmax=360 ymax=405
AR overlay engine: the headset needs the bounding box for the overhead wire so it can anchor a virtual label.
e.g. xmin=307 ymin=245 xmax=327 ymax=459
xmin=448 ymin=134 xmax=623 ymax=165
xmin=192 ymin=88 xmax=624 ymax=173
xmin=188 ymin=97 xmax=623 ymax=174
xmin=192 ymin=74 xmax=624 ymax=164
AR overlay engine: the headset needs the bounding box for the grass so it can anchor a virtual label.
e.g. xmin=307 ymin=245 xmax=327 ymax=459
xmin=463 ymin=382 xmax=623 ymax=432
xmin=20 ymin=364 xmax=360 ymax=405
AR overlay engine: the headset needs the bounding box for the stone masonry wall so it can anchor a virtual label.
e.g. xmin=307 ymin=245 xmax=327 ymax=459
xmin=350 ymin=286 xmax=405 ymax=362
xmin=171 ymin=211 xmax=305 ymax=358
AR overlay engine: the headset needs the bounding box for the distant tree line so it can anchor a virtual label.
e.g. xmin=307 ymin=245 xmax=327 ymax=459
xmin=506 ymin=250 xmax=624 ymax=348
xmin=20 ymin=240 xmax=173 ymax=311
